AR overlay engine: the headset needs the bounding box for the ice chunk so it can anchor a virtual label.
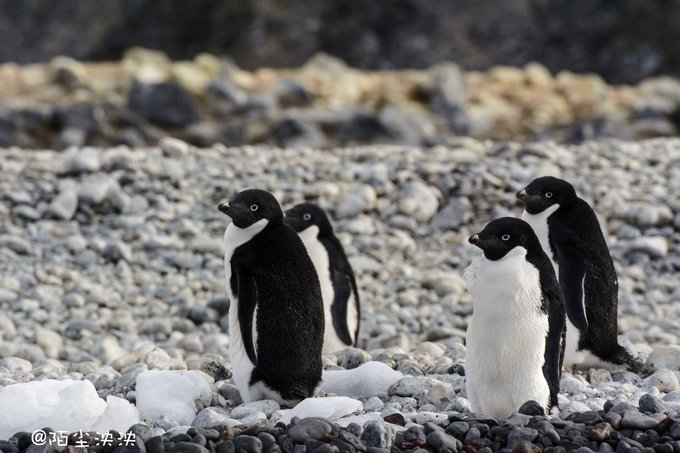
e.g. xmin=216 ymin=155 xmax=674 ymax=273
xmin=0 ymin=379 xmax=139 ymax=439
xmin=321 ymin=361 xmax=403 ymax=398
xmin=136 ymin=370 xmax=212 ymax=425
xmin=276 ymin=396 xmax=363 ymax=424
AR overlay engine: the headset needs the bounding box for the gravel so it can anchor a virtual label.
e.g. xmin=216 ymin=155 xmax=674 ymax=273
xmin=1 ymin=137 xmax=680 ymax=450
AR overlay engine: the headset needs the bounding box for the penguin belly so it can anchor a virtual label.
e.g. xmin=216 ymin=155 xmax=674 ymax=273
xmin=223 ymin=220 xmax=268 ymax=402
xmin=298 ymin=227 xmax=353 ymax=354
xmin=464 ymin=250 xmax=551 ymax=418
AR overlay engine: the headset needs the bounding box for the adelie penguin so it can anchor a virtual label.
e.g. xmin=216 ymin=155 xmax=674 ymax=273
xmin=517 ymin=176 xmax=632 ymax=369
xmin=284 ymin=203 xmax=360 ymax=354
xmin=218 ymin=189 xmax=324 ymax=405
xmin=464 ymin=217 xmax=565 ymax=418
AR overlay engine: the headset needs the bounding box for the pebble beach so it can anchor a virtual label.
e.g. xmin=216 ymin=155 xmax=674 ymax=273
xmin=1 ymin=135 xmax=680 ymax=451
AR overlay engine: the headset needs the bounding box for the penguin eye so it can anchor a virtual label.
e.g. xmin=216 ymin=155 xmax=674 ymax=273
xmin=501 ymin=234 xmax=510 ymax=241
xmin=250 ymin=204 xmax=259 ymax=212
xmin=545 ymin=192 xmax=554 ymax=199
xmin=303 ymin=213 xmax=312 ymax=221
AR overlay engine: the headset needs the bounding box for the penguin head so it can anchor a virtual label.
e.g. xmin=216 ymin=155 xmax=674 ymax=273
xmin=284 ymin=202 xmax=333 ymax=237
xmin=469 ymin=217 xmax=541 ymax=261
xmin=516 ymin=176 xmax=577 ymax=215
xmin=218 ymin=189 xmax=283 ymax=228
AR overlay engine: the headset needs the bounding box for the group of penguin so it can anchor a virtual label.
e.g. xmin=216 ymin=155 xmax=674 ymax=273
xmin=218 ymin=176 xmax=633 ymax=418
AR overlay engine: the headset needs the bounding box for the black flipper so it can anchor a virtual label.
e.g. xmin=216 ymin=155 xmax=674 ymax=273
xmin=237 ymin=273 xmax=258 ymax=365
xmin=321 ymin=237 xmax=360 ymax=346
xmin=543 ymin=291 xmax=566 ymax=410
xmin=555 ymin=242 xmax=588 ymax=331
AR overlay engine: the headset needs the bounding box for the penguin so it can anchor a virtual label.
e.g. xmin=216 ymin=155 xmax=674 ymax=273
xmin=517 ymin=176 xmax=632 ymax=368
xmin=218 ymin=189 xmax=324 ymax=405
xmin=464 ymin=217 xmax=565 ymax=418
xmin=284 ymin=203 xmax=360 ymax=353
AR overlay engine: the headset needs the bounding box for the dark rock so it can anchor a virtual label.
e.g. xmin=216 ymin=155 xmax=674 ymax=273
xmin=446 ymin=421 xmax=470 ymax=438
xmin=128 ymin=425 xmax=153 ymax=443
xmin=337 ymin=431 xmax=363 ymax=451
xmin=464 ymin=427 xmax=481 ymax=443
xmin=309 ymin=444 xmax=338 ymax=453
xmin=288 ymin=419 xmax=332 ymax=443
xmin=256 ymin=433 xmax=275 ymax=451
xmin=329 ymin=439 xmax=353 ymax=453
xmin=383 ymin=413 xmax=406 ymax=426
xmin=587 ymin=422 xmax=614 ymax=442
xmin=275 ymin=79 xmax=314 ymax=108
xmin=190 ymin=434 xmax=207 ymax=447
xmin=511 ymin=442 xmax=541 ymax=453
xmin=639 ymin=394 xmax=675 ymax=416
xmin=507 ymin=428 xmax=539 ymax=450
xmin=401 ymin=425 xmax=426 ymax=449
xmin=205 ymin=79 xmax=248 ymax=114
xmin=605 ymin=412 xmax=623 ymax=429
xmin=170 ymin=435 xmax=192 ymax=444
xmin=0 ymin=441 xmax=19 ymax=453
xmin=338 ymin=113 xmax=393 ymax=143
xmin=670 ymin=422 xmax=680 ymax=440
xmin=518 ymin=400 xmax=546 ymax=416
xmin=426 ymin=430 xmax=461 ymax=451
xmin=214 ymin=441 xmax=234 ymax=453
xmin=145 ymin=437 xmax=164 ymax=453
xmin=128 ymin=81 xmax=200 ymax=127
xmin=173 ymin=442 xmax=209 ymax=453
xmin=567 ymin=411 xmax=603 ymax=425
xmin=269 ymin=117 xmax=324 ymax=149
xmin=233 ymin=435 xmax=262 ymax=453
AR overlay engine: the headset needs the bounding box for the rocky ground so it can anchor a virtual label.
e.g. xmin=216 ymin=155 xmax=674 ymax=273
xmin=1 ymin=137 xmax=680 ymax=450
xmin=1 ymin=49 xmax=680 ymax=152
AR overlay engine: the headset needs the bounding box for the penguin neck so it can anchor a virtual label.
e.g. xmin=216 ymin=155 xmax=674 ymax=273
xmin=224 ymin=218 xmax=270 ymax=255
xmin=298 ymin=225 xmax=321 ymax=243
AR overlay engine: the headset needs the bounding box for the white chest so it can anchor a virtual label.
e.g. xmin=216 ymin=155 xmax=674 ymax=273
xmin=464 ymin=248 xmax=550 ymax=417
xmin=223 ymin=219 xmax=268 ymax=400
xmin=521 ymin=205 xmax=560 ymax=272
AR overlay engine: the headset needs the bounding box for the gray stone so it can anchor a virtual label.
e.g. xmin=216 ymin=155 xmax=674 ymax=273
xmin=288 ymin=418 xmax=332 ymax=442
xmin=620 ymin=410 xmax=659 ymax=430
xmin=647 ymin=347 xmax=680 ymax=371
xmin=625 ymin=203 xmax=673 ymax=227
xmin=48 ymin=187 xmax=79 ymax=220
xmin=360 ymin=420 xmax=395 ymax=449
xmin=65 ymin=148 xmax=101 ymax=174
xmin=103 ymin=241 xmax=133 ymax=263
xmin=192 ymin=407 xmax=239 ymax=430
xmin=627 ymin=236 xmax=668 ymax=258
xmin=0 ymin=235 xmax=31 ymax=255
xmin=398 ymin=181 xmax=440 ymax=222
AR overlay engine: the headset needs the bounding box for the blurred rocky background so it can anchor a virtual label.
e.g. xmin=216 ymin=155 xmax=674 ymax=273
xmin=0 ymin=0 xmax=679 ymax=150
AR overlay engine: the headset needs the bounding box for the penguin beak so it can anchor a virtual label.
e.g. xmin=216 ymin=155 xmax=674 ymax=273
xmin=218 ymin=201 xmax=231 ymax=214
xmin=468 ymin=234 xmax=480 ymax=245
xmin=516 ymin=189 xmax=528 ymax=200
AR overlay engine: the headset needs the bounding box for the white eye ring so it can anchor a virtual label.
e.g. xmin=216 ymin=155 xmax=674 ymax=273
xmin=303 ymin=213 xmax=312 ymax=221
xmin=250 ymin=204 xmax=259 ymax=212
xmin=501 ymin=234 xmax=510 ymax=241
xmin=545 ymin=192 xmax=554 ymax=198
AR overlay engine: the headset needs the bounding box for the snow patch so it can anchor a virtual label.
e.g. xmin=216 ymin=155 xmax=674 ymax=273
xmin=136 ymin=370 xmax=213 ymax=425
xmin=0 ymin=379 xmax=139 ymax=439
xmin=321 ymin=361 xmax=403 ymax=398
xmin=274 ymin=396 xmax=363 ymax=424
